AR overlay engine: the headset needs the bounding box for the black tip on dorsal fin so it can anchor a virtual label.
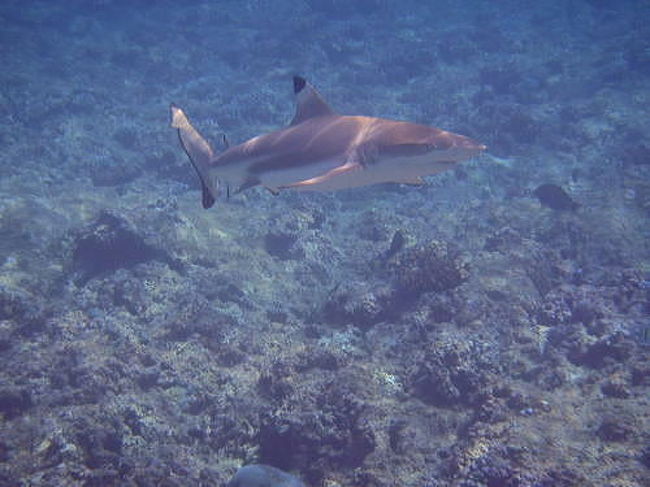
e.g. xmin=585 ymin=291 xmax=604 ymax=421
xmin=290 ymin=75 xmax=335 ymax=126
xmin=293 ymin=75 xmax=306 ymax=94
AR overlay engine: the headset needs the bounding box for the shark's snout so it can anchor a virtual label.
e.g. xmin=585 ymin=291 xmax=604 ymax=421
xmin=455 ymin=135 xmax=486 ymax=152
xmin=449 ymin=135 xmax=487 ymax=160
xmin=427 ymin=130 xmax=486 ymax=160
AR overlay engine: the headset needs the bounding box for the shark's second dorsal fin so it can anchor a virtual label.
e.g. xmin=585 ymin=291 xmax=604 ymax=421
xmin=290 ymin=76 xmax=335 ymax=126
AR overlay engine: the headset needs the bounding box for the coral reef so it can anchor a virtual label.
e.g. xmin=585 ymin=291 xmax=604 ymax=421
xmin=0 ymin=1 xmax=649 ymax=486
xmin=392 ymin=240 xmax=470 ymax=297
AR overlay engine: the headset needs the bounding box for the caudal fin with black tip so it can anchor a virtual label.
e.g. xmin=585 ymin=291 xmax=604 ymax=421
xmin=170 ymin=104 xmax=217 ymax=209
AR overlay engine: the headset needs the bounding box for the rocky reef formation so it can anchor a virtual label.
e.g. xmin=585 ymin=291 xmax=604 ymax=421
xmin=1 ymin=1 xmax=649 ymax=486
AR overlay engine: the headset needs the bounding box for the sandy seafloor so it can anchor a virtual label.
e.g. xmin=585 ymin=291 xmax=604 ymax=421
xmin=1 ymin=1 xmax=649 ymax=486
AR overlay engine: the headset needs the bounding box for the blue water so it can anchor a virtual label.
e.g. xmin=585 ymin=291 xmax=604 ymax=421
xmin=1 ymin=1 xmax=649 ymax=486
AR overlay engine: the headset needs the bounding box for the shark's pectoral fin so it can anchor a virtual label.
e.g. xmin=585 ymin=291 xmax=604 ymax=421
xmin=281 ymin=161 xmax=362 ymax=189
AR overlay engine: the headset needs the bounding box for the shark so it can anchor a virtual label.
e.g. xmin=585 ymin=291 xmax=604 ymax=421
xmin=170 ymin=76 xmax=486 ymax=209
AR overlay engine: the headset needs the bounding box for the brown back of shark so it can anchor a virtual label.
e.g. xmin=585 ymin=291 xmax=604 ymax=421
xmin=171 ymin=76 xmax=485 ymax=208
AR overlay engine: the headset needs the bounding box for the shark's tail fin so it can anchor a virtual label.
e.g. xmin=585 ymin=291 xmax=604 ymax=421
xmin=170 ymin=104 xmax=218 ymax=209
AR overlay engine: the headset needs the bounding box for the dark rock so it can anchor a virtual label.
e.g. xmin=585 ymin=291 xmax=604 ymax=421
xmin=264 ymin=232 xmax=303 ymax=260
xmin=388 ymin=419 xmax=407 ymax=453
xmin=0 ymin=441 xmax=9 ymax=462
xmin=454 ymin=445 xmax=524 ymax=487
xmin=597 ymin=417 xmax=634 ymax=442
xmin=219 ymin=284 xmax=252 ymax=308
xmin=183 ymin=395 xmax=211 ymax=416
xmin=259 ymin=385 xmax=375 ymax=472
xmin=410 ymin=342 xmax=491 ymax=408
xmin=136 ymin=371 xmax=160 ymax=391
xmin=571 ymin=301 xmax=601 ymax=325
xmin=0 ymin=285 xmax=47 ymax=335
xmin=640 ymin=445 xmax=650 ymax=469
xmin=622 ymin=144 xmax=650 ymax=166
xmin=0 ymin=286 xmax=31 ymax=322
xmin=632 ymin=364 xmax=650 ymax=386
xmin=138 ymin=353 xmax=157 ymax=367
xmin=569 ymin=334 xmax=633 ymax=368
xmin=0 ymin=387 xmax=32 ymax=419
xmin=392 ymin=240 xmax=470 ymax=297
xmin=0 ymin=473 xmax=18 ymax=487
xmin=505 ymin=391 xmax=531 ymax=411
xmin=207 ymin=413 xmax=250 ymax=451
xmin=601 ymin=381 xmax=630 ymax=399
xmin=297 ymin=347 xmax=344 ymax=371
xmin=258 ymin=374 xmax=294 ymax=401
xmin=323 ymin=281 xmax=393 ymax=329
xmin=71 ymin=211 xmax=177 ymax=284
xmin=123 ymin=408 xmax=143 ymax=436
xmin=266 ymin=301 xmax=288 ymax=323
xmin=76 ymin=426 xmax=123 ymax=470
xmin=426 ymin=293 xmax=460 ymax=323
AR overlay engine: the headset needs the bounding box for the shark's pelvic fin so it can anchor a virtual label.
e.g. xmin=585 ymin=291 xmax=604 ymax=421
xmin=170 ymin=104 xmax=217 ymax=209
xmin=236 ymin=177 xmax=260 ymax=194
xmin=290 ymin=75 xmax=335 ymax=126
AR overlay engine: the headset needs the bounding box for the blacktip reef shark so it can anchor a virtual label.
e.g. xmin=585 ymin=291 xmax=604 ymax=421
xmin=170 ymin=76 xmax=486 ymax=208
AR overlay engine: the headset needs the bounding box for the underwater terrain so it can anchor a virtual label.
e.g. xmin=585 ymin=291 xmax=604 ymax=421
xmin=1 ymin=1 xmax=649 ymax=485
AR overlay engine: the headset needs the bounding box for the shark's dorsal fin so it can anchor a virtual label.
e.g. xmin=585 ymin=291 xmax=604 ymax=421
xmin=290 ymin=76 xmax=335 ymax=126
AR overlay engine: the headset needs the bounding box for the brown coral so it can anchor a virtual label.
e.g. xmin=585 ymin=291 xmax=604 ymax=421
xmin=392 ymin=240 xmax=470 ymax=296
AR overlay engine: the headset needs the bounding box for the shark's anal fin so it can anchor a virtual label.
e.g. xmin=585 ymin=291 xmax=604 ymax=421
xmin=281 ymin=160 xmax=362 ymax=189
xmin=236 ymin=177 xmax=260 ymax=194
xmin=219 ymin=133 xmax=230 ymax=150
xmin=290 ymin=76 xmax=335 ymax=126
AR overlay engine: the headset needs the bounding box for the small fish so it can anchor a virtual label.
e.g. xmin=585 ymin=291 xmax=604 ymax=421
xmin=384 ymin=230 xmax=406 ymax=261
xmin=533 ymin=183 xmax=580 ymax=211
xmin=370 ymin=230 xmax=406 ymax=269
xmin=171 ymin=76 xmax=486 ymax=208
